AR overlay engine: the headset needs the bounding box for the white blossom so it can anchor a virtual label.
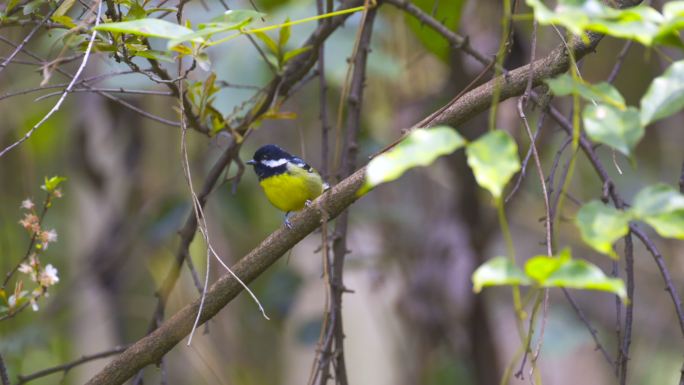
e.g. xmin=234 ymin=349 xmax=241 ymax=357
xmin=20 ymin=199 xmax=35 ymax=210
xmin=39 ymin=264 xmax=59 ymax=287
xmin=18 ymin=263 xmax=33 ymax=274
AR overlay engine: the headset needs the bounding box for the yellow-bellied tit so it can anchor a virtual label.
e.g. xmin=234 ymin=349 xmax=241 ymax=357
xmin=247 ymin=144 xmax=329 ymax=228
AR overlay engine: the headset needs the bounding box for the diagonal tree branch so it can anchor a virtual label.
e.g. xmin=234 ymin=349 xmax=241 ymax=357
xmin=135 ymin=0 xmax=368 ymax=360
xmin=84 ymin=20 xmax=616 ymax=384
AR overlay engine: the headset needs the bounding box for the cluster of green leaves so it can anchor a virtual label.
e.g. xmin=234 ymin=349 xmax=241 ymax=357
xmin=472 ymin=249 xmax=626 ymax=299
xmin=546 ymin=59 xmax=684 ymax=157
xmin=577 ymin=184 xmax=684 ymax=257
xmin=93 ymin=8 xmax=313 ymax=68
xmin=362 ymin=127 xmax=520 ymax=200
xmin=91 ymin=6 xmax=341 ymax=136
xmin=527 ymin=0 xmax=684 ymax=47
xmin=92 ymin=9 xmax=265 ymax=63
xmin=0 ymin=0 xmax=51 ymax=22
xmin=363 ymin=126 xmax=633 ymax=298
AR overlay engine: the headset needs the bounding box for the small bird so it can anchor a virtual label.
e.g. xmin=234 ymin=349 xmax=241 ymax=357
xmin=247 ymin=144 xmax=329 ymax=228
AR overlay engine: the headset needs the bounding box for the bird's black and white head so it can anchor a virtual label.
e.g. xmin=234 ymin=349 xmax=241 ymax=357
xmin=247 ymin=144 xmax=295 ymax=180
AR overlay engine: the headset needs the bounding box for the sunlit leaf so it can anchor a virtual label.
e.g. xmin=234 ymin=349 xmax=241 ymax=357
xmin=575 ymin=201 xmax=630 ymax=258
xmin=525 ymin=254 xmax=626 ymax=299
xmin=586 ymin=6 xmax=662 ymax=46
xmin=361 ymin=126 xmax=466 ymax=195
xmin=52 ymin=0 xmax=76 ymax=18
xmin=279 ymin=17 xmax=291 ymax=49
xmin=472 ymin=257 xmax=531 ymax=293
xmin=94 ymin=19 xmax=194 ymax=39
xmin=526 ymin=0 xmax=661 ymax=45
xmin=640 ymin=60 xmax=684 ymax=126
xmin=283 ymin=46 xmax=311 ymax=64
xmin=254 ymin=31 xmax=279 ymax=56
xmin=405 ymin=0 xmax=465 ymax=62
xmin=525 ymin=249 xmax=571 ymax=282
xmin=126 ymin=3 xmax=147 ymax=20
xmin=631 ymin=184 xmax=684 ymax=239
xmin=465 ymin=130 xmax=520 ymax=198
xmin=167 ymin=17 xmax=256 ymax=48
xmin=41 ymin=175 xmax=67 ymax=193
xmin=582 ymin=104 xmax=643 ymax=156
xmin=5 ymin=0 xmax=21 ymax=14
xmin=51 ymin=15 xmax=76 ymax=28
xmin=651 ymin=2 xmax=684 ymax=46
xmin=545 ymin=74 xmax=625 ymax=108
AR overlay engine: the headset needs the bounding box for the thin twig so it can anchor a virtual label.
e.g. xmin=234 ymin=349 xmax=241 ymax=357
xmin=0 ymin=0 xmax=103 ymax=158
xmin=0 ymin=354 xmax=8 ymax=385
xmin=562 ymin=289 xmax=617 ymax=371
xmin=16 ymin=346 xmax=128 ymax=385
xmin=317 ymin=6 xmax=376 ymax=385
xmin=606 ymin=40 xmax=633 ymax=84
xmin=0 ymin=0 xmax=66 ymax=74
xmin=619 ymin=232 xmax=635 ymax=385
xmin=33 ymin=88 xmax=174 ymax=101
xmin=385 ymin=0 xmax=495 ymax=68
xmin=630 ymin=225 xmax=684 ymax=335
xmin=540 ymin=100 xmax=684 ymax=338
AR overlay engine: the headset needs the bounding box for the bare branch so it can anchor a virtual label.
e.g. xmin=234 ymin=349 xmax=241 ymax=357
xmin=0 ymin=0 xmax=66 ymax=74
xmin=16 ymin=346 xmax=128 ymax=385
xmin=83 ymin=11 xmax=619 ymax=384
xmin=541 ymin=103 xmax=684 ymax=338
xmin=0 ymin=353 xmax=9 ymax=385
xmin=33 ymin=88 xmax=174 ymax=101
xmin=0 ymin=0 xmax=103 ymax=159
xmin=562 ymin=289 xmax=617 ymax=371
xmin=619 ymin=233 xmax=635 ymax=385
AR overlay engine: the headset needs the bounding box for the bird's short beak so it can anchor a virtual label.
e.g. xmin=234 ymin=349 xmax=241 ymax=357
xmin=246 ymin=159 xmax=256 ymax=165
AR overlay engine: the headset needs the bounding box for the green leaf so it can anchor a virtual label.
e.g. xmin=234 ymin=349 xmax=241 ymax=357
xmin=525 ymin=248 xmax=571 ymax=282
xmin=52 ymin=15 xmax=76 ymax=28
xmin=362 ymin=126 xmax=466 ymax=194
xmin=126 ymin=3 xmax=147 ymax=20
xmin=655 ymin=3 xmax=684 ymax=47
xmin=472 ymin=257 xmax=531 ymax=293
xmin=526 ymin=0 xmax=617 ymax=37
xmin=94 ymin=19 xmax=194 ymax=39
xmin=585 ymin=6 xmax=662 ymax=46
xmin=282 ymin=46 xmax=311 ymax=64
xmin=640 ymin=60 xmax=684 ymax=126
xmin=631 ymin=184 xmax=684 ymax=239
xmin=22 ymin=0 xmax=44 ymax=15
xmin=167 ymin=23 xmax=246 ymax=49
xmin=52 ymin=0 xmax=76 ymax=18
xmin=525 ymin=254 xmax=626 ymax=299
xmin=582 ymin=104 xmax=643 ymax=156
xmin=41 ymin=175 xmax=67 ymax=192
xmin=254 ymin=31 xmax=279 ymax=56
xmin=575 ymin=201 xmax=630 ymax=258
xmin=167 ymin=10 xmax=263 ymax=49
xmin=545 ymin=74 xmax=625 ymax=108
xmin=465 ymin=130 xmax=521 ymax=198
xmin=5 ymin=0 xmax=21 ymax=14
xmin=526 ymin=0 xmax=661 ymax=45
xmin=405 ymin=0 xmax=465 ymax=62
xmin=279 ymin=17 xmax=291 ymax=50
xmin=211 ymin=9 xmax=265 ymax=24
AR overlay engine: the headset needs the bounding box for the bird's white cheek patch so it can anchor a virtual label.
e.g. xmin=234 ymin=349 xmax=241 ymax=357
xmin=261 ymin=158 xmax=288 ymax=167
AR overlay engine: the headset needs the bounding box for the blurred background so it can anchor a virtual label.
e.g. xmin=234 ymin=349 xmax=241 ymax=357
xmin=1 ymin=0 xmax=683 ymax=384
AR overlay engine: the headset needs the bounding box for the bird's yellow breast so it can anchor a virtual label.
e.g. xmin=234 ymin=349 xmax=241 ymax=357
xmin=259 ymin=164 xmax=324 ymax=212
